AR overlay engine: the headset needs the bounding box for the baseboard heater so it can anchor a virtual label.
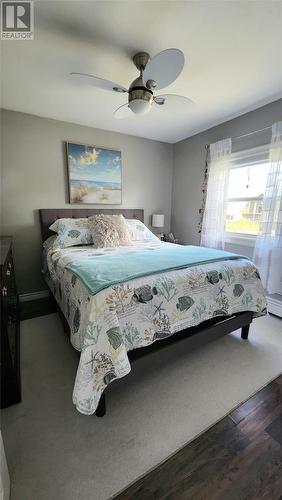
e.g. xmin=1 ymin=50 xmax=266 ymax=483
xmin=267 ymin=295 xmax=282 ymax=318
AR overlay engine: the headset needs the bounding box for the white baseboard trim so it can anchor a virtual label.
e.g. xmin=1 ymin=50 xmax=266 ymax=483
xmin=267 ymin=295 xmax=282 ymax=318
xmin=19 ymin=290 xmax=49 ymax=303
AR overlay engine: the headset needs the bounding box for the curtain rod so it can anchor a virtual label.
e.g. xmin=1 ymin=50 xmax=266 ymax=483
xmin=205 ymin=124 xmax=272 ymax=149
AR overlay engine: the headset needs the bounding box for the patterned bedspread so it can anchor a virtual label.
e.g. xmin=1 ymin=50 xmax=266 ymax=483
xmin=43 ymin=240 xmax=267 ymax=415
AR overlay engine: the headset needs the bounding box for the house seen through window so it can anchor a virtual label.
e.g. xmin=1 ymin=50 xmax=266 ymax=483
xmin=225 ymin=148 xmax=269 ymax=236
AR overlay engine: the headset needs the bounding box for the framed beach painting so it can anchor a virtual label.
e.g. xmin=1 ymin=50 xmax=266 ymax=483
xmin=66 ymin=142 xmax=122 ymax=204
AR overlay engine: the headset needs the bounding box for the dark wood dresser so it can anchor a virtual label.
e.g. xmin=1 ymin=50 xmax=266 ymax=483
xmin=1 ymin=236 xmax=21 ymax=408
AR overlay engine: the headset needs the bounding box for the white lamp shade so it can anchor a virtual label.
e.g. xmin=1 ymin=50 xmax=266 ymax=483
xmin=152 ymin=214 xmax=164 ymax=228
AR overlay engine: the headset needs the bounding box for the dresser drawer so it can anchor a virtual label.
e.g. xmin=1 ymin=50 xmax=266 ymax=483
xmin=1 ymin=237 xmax=21 ymax=408
xmin=2 ymin=250 xmax=13 ymax=278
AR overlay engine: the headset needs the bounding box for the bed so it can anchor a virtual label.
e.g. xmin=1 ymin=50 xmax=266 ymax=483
xmin=40 ymin=208 xmax=267 ymax=416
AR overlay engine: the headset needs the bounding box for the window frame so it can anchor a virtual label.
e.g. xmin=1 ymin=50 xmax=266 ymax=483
xmin=224 ymin=144 xmax=269 ymax=245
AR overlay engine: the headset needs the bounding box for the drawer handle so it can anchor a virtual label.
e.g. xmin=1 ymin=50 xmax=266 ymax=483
xmin=6 ymin=269 xmax=11 ymax=276
xmin=2 ymin=286 xmax=7 ymax=296
xmin=8 ymin=262 xmax=12 ymax=269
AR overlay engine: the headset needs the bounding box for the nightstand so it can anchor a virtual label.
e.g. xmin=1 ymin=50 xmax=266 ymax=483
xmin=163 ymin=239 xmax=183 ymax=245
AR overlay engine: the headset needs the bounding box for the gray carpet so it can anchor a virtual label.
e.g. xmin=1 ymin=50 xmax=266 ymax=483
xmin=2 ymin=313 xmax=282 ymax=500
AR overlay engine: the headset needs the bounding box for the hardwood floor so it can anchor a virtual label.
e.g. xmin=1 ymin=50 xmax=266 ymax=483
xmin=114 ymin=375 xmax=282 ymax=500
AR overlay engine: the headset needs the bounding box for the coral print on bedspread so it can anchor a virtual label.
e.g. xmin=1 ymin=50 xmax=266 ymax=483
xmin=43 ymin=241 xmax=267 ymax=415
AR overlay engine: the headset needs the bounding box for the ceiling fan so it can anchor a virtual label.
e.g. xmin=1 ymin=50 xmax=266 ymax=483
xmin=70 ymin=48 xmax=194 ymax=119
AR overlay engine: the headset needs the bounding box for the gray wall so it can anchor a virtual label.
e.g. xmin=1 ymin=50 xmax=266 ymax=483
xmin=1 ymin=110 xmax=173 ymax=294
xmin=0 ymin=108 xmax=3 ymax=235
xmin=2 ymin=100 xmax=282 ymax=295
xmin=172 ymin=99 xmax=282 ymax=254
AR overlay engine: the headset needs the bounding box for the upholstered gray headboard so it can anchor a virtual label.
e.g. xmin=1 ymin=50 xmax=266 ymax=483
xmin=39 ymin=208 xmax=144 ymax=242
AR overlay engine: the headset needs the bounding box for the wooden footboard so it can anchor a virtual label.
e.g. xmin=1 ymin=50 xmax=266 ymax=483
xmin=51 ymin=286 xmax=253 ymax=417
xmin=94 ymin=310 xmax=253 ymax=416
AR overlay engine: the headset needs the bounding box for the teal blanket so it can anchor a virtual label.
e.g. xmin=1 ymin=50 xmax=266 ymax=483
xmin=66 ymin=245 xmax=247 ymax=296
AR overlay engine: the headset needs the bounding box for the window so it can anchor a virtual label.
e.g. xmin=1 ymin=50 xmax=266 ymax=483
xmin=225 ymin=146 xmax=270 ymax=237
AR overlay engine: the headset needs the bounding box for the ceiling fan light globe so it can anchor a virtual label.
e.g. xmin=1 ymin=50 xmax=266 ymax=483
xmin=129 ymin=99 xmax=151 ymax=115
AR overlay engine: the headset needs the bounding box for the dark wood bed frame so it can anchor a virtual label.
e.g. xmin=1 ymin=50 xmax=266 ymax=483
xmin=39 ymin=208 xmax=253 ymax=417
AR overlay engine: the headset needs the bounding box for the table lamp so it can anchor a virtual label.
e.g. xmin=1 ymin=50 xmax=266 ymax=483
xmin=152 ymin=214 xmax=165 ymax=239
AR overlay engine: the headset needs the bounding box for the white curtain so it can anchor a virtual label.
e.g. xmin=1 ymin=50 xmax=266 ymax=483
xmin=200 ymin=138 xmax=232 ymax=249
xmin=253 ymin=121 xmax=282 ymax=295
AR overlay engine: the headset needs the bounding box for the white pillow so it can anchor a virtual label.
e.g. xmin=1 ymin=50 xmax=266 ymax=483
xmin=125 ymin=219 xmax=159 ymax=242
xmin=88 ymin=214 xmax=132 ymax=248
xmin=49 ymin=218 xmax=92 ymax=248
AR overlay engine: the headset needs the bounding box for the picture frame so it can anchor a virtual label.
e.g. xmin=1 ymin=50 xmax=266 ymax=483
xmin=66 ymin=141 xmax=122 ymax=205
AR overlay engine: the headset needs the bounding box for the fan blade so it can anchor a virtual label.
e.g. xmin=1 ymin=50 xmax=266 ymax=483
xmin=154 ymin=94 xmax=195 ymax=109
xmin=70 ymin=72 xmax=128 ymax=93
xmin=143 ymin=49 xmax=184 ymax=90
xmin=114 ymin=103 xmax=133 ymax=119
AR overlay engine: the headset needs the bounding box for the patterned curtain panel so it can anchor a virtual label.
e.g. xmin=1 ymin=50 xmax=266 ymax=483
xmin=253 ymin=121 xmax=282 ymax=294
xmin=197 ymin=148 xmax=209 ymax=235
xmin=200 ymin=138 xmax=232 ymax=249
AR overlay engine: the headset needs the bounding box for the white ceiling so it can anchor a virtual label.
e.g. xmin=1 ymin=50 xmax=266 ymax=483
xmin=1 ymin=0 xmax=282 ymax=143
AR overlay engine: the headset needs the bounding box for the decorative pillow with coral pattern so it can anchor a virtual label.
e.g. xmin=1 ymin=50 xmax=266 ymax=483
xmin=88 ymin=214 xmax=132 ymax=248
xmin=125 ymin=219 xmax=159 ymax=242
xmin=49 ymin=218 xmax=93 ymax=248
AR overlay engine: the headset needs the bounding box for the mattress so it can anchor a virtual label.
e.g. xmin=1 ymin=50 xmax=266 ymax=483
xmin=43 ymin=240 xmax=267 ymax=415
